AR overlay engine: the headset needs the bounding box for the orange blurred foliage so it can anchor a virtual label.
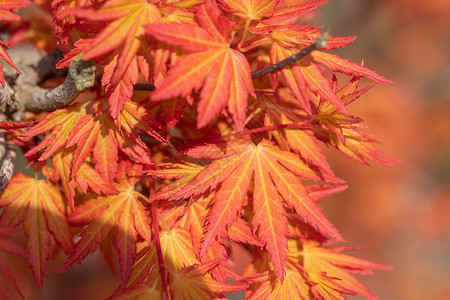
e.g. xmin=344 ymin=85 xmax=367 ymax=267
xmin=316 ymin=0 xmax=450 ymax=299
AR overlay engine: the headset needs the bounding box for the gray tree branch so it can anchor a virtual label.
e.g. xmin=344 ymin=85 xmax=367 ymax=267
xmin=0 ymin=45 xmax=96 ymax=190
xmin=2 ymin=44 xmax=96 ymax=115
xmin=24 ymin=58 xmax=96 ymax=112
xmin=0 ymin=143 xmax=16 ymax=191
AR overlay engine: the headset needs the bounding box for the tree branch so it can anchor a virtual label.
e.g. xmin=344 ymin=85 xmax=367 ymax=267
xmin=251 ymin=33 xmax=329 ymax=79
xmin=0 ymin=47 xmax=96 ymax=189
xmin=2 ymin=45 xmax=96 ymax=115
xmin=0 ymin=143 xmax=16 ymax=191
xmin=132 ymin=34 xmax=329 ymax=91
xmin=24 ymin=58 xmax=96 ymax=112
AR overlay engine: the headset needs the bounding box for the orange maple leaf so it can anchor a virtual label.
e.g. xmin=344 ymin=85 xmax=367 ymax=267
xmin=218 ymin=0 xmax=280 ymax=22
xmin=152 ymin=139 xmax=343 ymax=281
xmin=146 ymin=0 xmax=255 ymax=129
xmin=0 ymin=172 xmax=73 ymax=288
xmin=170 ymin=259 xmax=248 ymax=300
xmin=63 ymin=0 xmax=162 ymax=116
xmin=21 ymin=99 xmax=164 ymax=186
xmin=159 ymin=195 xmax=246 ymax=281
xmin=261 ymin=0 xmax=327 ymax=25
xmin=49 ymin=148 xmax=118 ymax=210
xmin=20 ymin=103 xmax=87 ymax=161
xmin=0 ymin=40 xmax=21 ymax=87
xmin=270 ymin=39 xmax=347 ymax=114
xmin=68 ymin=0 xmax=161 ymax=85
xmin=314 ymin=77 xmax=401 ymax=166
xmin=0 ymin=1 xmax=30 ymax=86
xmin=261 ymin=91 xmax=335 ymax=177
xmin=300 ymin=239 xmax=392 ymax=300
xmin=242 ymin=256 xmax=310 ymax=300
xmin=0 ymin=223 xmax=28 ymax=299
xmin=119 ymin=226 xmax=199 ymax=292
xmin=58 ymin=162 xmax=152 ymax=283
xmin=0 ymin=0 xmax=30 ymax=21
xmin=114 ymin=225 xmax=246 ymax=299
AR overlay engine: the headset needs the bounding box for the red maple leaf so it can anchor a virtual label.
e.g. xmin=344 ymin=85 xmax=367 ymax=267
xmin=146 ymin=0 xmax=255 ymax=129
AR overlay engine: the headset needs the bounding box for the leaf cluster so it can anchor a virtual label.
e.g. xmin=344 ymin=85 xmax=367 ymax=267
xmin=0 ymin=0 xmax=398 ymax=299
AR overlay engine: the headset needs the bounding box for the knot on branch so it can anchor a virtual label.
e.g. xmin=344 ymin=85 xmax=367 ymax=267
xmin=69 ymin=57 xmax=96 ymax=92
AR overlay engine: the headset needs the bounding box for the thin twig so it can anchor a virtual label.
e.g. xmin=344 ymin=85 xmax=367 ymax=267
xmin=151 ymin=201 xmax=169 ymax=300
xmin=251 ymin=33 xmax=329 ymax=80
xmin=233 ymin=121 xmax=318 ymax=137
xmin=134 ymin=83 xmax=155 ymax=91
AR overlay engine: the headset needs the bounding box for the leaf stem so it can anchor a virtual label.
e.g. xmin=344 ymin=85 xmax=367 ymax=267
xmin=235 ymin=19 xmax=251 ymax=51
xmin=151 ymin=201 xmax=169 ymax=300
xmin=251 ymin=33 xmax=329 ymax=80
xmin=134 ymin=82 xmax=155 ymax=91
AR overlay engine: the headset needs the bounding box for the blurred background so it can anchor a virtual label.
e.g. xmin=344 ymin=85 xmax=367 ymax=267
xmin=311 ymin=0 xmax=450 ymax=299
xmin=5 ymin=0 xmax=450 ymax=299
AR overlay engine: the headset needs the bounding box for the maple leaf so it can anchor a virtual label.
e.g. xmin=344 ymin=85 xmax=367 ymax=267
xmin=159 ymin=196 xmax=212 ymax=256
xmin=118 ymin=226 xmax=200 ymax=293
xmin=152 ymin=139 xmax=343 ymax=281
xmin=242 ymin=258 xmax=310 ymax=300
xmin=241 ymin=215 xmax=390 ymax=300
xmin=146 ymin=0 xmax=255 ymax=129
xmin=159 ymin=195 xmax=237 ymax=282
xmin=0 ymin=0 xmax=31 ymax=21
xmin=299 ymin=240 xmax=392 ymax=300
xmin=0 ymin=41 xmax=21 ymax=87
xmin=76 ymin=99 xmax=161 ymax=176
xmin=261 ymin=0 xmax=327 ymax=25
xmin=309 ymin=51 xmax=393 ymax=85
xmin=261 ymin=91 xmax=335 ymax=177
xmin=63 ymin=0 xmax=163 ymax=116
xmin=49 ymin=148 xmax=118 ymax=210
xmin=248 ymin=24 xmax=390 ymax=114
xmin=20 ymin=103 xmax=87 ymax=161
xmin=313 ymin=77 xmax=401 ymax=166
xmin=63 ymin=98 xmax=164 ymax=178
xmin=0 ymin=223 xmax=28 ymax=299
xmin=0 ymin=1 xmax=31 ymax=86
xmin=270 ymin=40 xmax=346 ymax=114
xmin=0 ymin=172 xmax=73 ymax=288
xmin=218 ymin=0 xmax=280 ymax=22
xmin=170 ymin=259 xmax=248 ymax=300
xmin=68 ymin=0 xmax=161 ymax=85
xmin=58 ymin=162 xmax=152 ymax=284
xmin=21 ymin=99 xmax=163 ymax=188
xmin=112 ymin=226 xmax=244 ymax=299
